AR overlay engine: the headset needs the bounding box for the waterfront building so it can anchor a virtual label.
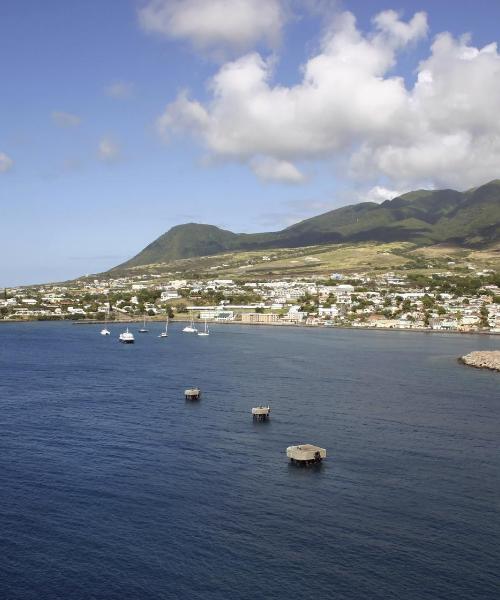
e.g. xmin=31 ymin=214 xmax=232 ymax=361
xmin=240 ymin=312 xmax=279 ymax=324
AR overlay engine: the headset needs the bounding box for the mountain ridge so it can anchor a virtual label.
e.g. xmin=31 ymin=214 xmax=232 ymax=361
xmin=114 ymin=180 xmax=500 ymax=270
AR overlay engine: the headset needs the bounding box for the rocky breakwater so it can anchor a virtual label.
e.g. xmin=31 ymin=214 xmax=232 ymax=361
xmin=460 ymin=351 xmax=500 ymax=372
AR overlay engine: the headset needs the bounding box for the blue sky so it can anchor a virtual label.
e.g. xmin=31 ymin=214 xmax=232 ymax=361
xmin=1 ymin=0 xmax=500 ymax=286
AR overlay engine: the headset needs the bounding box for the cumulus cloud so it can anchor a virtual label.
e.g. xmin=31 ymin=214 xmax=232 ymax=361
xmin=105 ymin=80 xmax=134 ymax=99
xmin=0 ymin=152 xmax=14 ymax=173
xmin=351 ymin=33 xmax=500 ymax=189
xmin=156 ymin=8 xmax=500 ymax=190
xmin=250 ymin=156 xmax=306 ymax=184
xmin=364 ymin=185 xmax=408 ymax=204
xmin=156 ymin=10 xmax=426 ymax=180
xmin=138 ymin=0 xmax=286 ymax=56
xmin=98 ymin=137 xmax=120 ymax=162
xmin=51 ymin=111 xmax=81 ymax=128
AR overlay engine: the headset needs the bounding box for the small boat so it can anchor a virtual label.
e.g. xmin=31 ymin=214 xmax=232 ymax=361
xmin=100 ymin=313 xmax=110 ymax=335
xmin=138 ymin=315 xmax=149 ymax=333
xmin=119 ymin=328 xmax=135 ymax=344
xmin=159 ymin=317 xmax=169 ymax=338
xmin=197 ymin=319 xmax=209 ymax=337
xmin=182 ymin=313 xmax=198 ymax=333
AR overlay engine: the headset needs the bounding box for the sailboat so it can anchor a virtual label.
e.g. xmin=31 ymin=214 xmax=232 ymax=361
xmin=182 ymin=313 xmax=198 ymax=333
xmin=197 ymin=319 xmax=209 ymax=337
xmin=159 ymin=316 xmax=169 ymax=338
xmin=100 ymin=311 xmax=110 ymax=336
xmin=138 ymin=314 xmax=149 ymax=333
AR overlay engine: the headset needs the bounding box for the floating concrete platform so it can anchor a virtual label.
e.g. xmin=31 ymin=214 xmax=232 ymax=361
xmin=185 ymin=388 xmax=201 ymax=400
xmin=286 ymin=444 xmax=326 ymax=465
xmin=252 ymin=406 xmax=271 ymax=420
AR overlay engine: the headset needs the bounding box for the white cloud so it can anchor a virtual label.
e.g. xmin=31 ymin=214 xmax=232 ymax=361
xmin=105 ymin=81 xmax=134 ymax=99
xmin=0 ymin=152 xmax=14 ymax=173
xmin=351 ymin=33 xmax=500 ymax=189
xmin=250 ymin=156 xmax=306 ymax=183
xmin=138 ymin=0 xmax=286 ymax=56
xmin=156 ymin=10 xmax=426 ymax=178
xmin=51 ymin=111 xmax=81 ymax=128
xmin=364 ymin=185 xmax=408 ymax=204
xmin=98 ymin=137 xmax=120 ymax=162
xmin=156 ymin=8 xmax=500 ymax=190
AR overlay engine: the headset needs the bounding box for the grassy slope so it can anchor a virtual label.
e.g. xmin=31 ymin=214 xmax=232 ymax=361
xmin=114 ymin=180 xmax=500 ymax=272
xmin=108 ymin=240 xmax=498 ymax=283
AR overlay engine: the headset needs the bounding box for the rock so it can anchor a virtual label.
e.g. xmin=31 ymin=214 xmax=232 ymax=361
xmin=460 ymin=351 xmax=500 ymax=372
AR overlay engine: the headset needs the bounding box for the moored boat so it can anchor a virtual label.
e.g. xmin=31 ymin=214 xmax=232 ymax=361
xmin=182 ymin=313 xmax=198 ymax=333
xmin=197 ymin=319 xmax=209 ymax=336
xmin=159 ymin=317 xmax=169 ymax=338
xmin=119 ymin=328 xmax=135 ymax=344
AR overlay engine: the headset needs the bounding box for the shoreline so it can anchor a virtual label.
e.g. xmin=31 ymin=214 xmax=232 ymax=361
xmin=1 ymin=317 xmax=499 ymax=336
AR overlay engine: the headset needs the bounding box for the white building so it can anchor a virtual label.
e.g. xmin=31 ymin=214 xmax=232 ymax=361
xmin=161 ymin=290 xmax=180 ymax=301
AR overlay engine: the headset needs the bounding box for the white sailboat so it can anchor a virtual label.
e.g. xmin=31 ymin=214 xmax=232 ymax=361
xmin=100 ymin=311 xmax=110 ymax=336
xmin=159 ymin=316 xmax=169 ymax=338
xmin=138 ymin=315 xmax=149 ymax=333
xmin=182 ymin=313 xmax=198 ymax=333
xmin=197 ymin=319 xmax=209 ymax=337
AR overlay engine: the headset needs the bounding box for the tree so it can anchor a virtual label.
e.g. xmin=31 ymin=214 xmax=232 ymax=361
xmin=422 ymin=294 xmax=435 ymax=309
xmin=401 ymin=299 xmax=412 ymax=312
xmin=479 ymin=304 xmax=489 ymax=328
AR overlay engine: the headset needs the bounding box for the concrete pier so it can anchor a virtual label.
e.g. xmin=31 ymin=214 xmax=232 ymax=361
xmin=286 ymin=444 xmax=326 ymax=465
xmin=185 ymin=388 xmax=202 ymax=400
xmin=252 ymin=406 xmax=271 ymax=421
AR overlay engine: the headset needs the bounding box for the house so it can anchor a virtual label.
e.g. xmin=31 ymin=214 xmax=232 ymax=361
xmin=318 ymin=306 xmax=339 ymax=318
xmin=334 ymin=285 xmax=354 ymax=304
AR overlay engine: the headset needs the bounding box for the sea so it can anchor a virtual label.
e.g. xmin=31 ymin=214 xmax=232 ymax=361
xmin=0 ymin=322 xmax=499 ymax=600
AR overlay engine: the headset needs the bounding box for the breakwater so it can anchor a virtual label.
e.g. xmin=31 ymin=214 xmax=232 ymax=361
xmin=460 ymin=351 xmax=500 ymax=372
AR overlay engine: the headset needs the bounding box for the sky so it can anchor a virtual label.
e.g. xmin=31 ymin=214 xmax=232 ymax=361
xmin=1 ymin=0 xmax=500 ymax=286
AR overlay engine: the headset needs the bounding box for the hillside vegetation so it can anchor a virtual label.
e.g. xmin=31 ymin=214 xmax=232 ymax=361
xmin=114 ymin=180 xmax=500 ymax=271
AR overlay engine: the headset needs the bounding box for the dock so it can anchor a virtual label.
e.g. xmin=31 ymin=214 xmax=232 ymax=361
xmin=252 ymin=406 xmax=271 ymax=421
xmin=286 ymin=444 xmax=326 ymax=465
xmin=184 ymin=388 xmax=202 ymax=400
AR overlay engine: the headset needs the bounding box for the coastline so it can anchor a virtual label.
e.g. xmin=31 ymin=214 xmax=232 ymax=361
xmin=1 ymin=317 xmax=499 ymax=336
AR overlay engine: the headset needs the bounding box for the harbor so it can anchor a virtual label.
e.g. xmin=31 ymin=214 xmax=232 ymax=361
xmin=1 ymin=320 xmax=498 ymax=600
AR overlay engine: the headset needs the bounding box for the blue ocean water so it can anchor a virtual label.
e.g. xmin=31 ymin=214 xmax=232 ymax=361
xmin=0 ymin=322 xmax=499 ymax=600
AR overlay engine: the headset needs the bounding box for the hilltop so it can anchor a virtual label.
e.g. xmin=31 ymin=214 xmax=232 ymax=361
xmin=113 ymin=180 xmax=500 ymax=273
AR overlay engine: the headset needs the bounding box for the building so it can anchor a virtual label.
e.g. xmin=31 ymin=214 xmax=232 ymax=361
xmin=240 ymin=312 xmax=279 ymax=324
xmin=160 ymin=289 xmax=180 ymax=301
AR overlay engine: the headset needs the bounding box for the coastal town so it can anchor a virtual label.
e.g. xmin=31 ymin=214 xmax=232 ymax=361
xmin=1 ymin=267 xmax=499 ymax=333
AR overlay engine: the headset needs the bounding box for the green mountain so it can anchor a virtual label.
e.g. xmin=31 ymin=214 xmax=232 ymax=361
xmin=115 ymin=180 xmax=500 ymax=269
